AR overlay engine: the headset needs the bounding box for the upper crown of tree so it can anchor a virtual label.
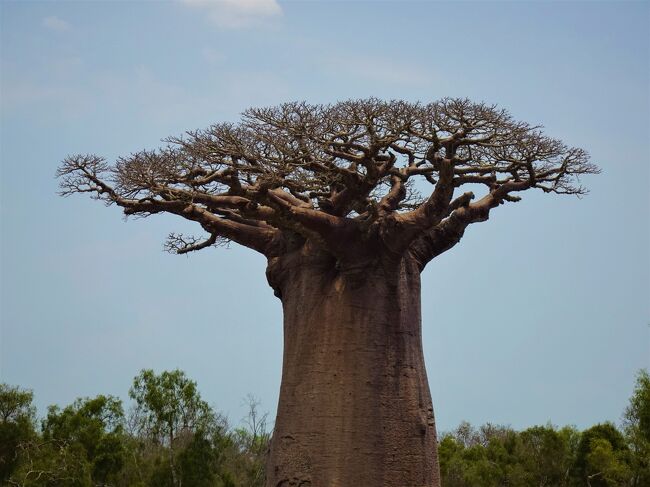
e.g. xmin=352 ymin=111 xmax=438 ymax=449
xmin=57 ymin=98 xmax=599 ymax=267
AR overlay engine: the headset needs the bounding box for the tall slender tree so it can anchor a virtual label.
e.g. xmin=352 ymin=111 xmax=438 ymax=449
xmin=129 ymin=369 xmax=215 ymax=487
xmin=58 ymin=98 xmax=598 ymax=487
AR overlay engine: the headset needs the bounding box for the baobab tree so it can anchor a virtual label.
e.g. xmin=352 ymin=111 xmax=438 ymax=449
xmin=57 ymin=98 xmax=598 ymax=487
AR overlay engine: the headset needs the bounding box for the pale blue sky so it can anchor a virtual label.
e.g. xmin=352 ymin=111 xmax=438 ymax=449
xmin=1 ymin=0 xmax=648 ymax=432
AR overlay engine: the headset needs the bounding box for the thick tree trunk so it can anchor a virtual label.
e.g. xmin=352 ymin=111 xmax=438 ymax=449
xmin=265 ymin=247 xmax=440 ymax=487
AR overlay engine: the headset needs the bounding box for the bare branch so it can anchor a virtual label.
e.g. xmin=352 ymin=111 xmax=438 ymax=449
xmin=164 ymin=232 xmax=224 ymax=254
xmin=57 ymin=98 xmax=598 ymax=262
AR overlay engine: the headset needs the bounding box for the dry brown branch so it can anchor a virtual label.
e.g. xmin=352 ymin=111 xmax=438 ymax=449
xmin=58 ymin=98 xmax=598 ymax=263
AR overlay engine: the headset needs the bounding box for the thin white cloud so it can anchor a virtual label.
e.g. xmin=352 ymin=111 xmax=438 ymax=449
xmin=42 ymin=16 xmax=70 ymax=32
xmin=180 ymin=0 xmax=282 ymax=29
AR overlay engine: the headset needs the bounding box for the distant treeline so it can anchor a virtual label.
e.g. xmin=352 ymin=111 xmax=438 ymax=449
xmin=1 ymin=369 xmax=648 ymax=487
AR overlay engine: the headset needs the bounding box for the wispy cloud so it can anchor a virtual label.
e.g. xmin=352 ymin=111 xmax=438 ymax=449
xmin=180 ymin=0 xmax=282 ymax=29
xmin=42 ymin=16 xmax=70 ymax=32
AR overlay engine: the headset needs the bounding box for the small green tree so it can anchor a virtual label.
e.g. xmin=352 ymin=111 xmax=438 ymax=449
xmin=8 ymin=439 xmax=93 ymax=487
xmin=574 ymin=423 xmax=631 ymax=487
xmin=623 ymin=369 xmax=650 ymax=486
xmin=128 ymin=369 xmax=217 ymax=487
xmin=516 ymin=425 xmax=576 ymax=486
xmin=41 ymin=395 xmax=126 ymax=485
xmin=624 ymin=370 xmax=650 ymax=442
xmin=438 ymin=434 xmax=464 ymax=486
xmin=0 ymin=384 xmax=37 ymax=482
xmin=176 ymin=434 xmax=218 ymax=487
xmin=438 ymin=422 xmax=583 ymax=487
xmin=438 ymin=423 xmax=524 ymax=487
xmin=585 ymin=438 xmax=632 ymax=486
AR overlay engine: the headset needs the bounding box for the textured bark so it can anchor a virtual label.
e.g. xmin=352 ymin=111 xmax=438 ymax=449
xmin=265 ymin=245 xmax=439 ymax=487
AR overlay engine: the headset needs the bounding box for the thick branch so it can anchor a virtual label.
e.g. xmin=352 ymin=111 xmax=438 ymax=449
xmin=265 ymin=188 xmax=359 ymax=255
xmin=408 ymin=188 xmax=515 ymax=269
xmin=58 ymin=98 xmax=598 ymax=261
xmin=57 ymin=156 xmax=278 ymax=255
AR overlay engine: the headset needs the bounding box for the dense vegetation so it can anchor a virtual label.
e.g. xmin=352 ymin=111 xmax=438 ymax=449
xmin=2 ymin=369 xmax=648 ymax=487
xmin=1 ymin=370 xmax=268 ymax=487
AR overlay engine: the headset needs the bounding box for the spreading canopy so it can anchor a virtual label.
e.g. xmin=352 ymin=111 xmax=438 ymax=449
xmin=58 ymin=98 xmax=598 ymax=268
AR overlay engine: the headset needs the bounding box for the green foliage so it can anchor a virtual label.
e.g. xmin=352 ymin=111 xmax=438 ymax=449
xmin=0 ymin=384 xmax=37 ymax=481
xmin=439 ymin=423 xmax=546 ymax=487
xmin=129 ymin=369 xmax=215 ymax=444
xmin=41 ymin=394 xmax=126 ymax=484
xmin=2 ymin=394 xmax=125 ymax=486
xmin=3 ymin=371 xmax=270 ymax=487
xmin=623 ymin=369 xmax=650 ymax=486
xmin=516 ymin=424 xmax=576 ymax=486
xmin=9 ymin=439 xmax=94 ymax=487
xmin=128 ymin=369 xmax=221 ymax=487
xmin=438 ymin=420 xmax=636 ymax=487
xmin=585 ymin=438 xmax=632 ymax=486
xmin=625 ymin=370 xmax=650 ymax=443
xmin=6 ymin=369 xmax=649 ymax=487
xmin=177 ymin=433 xmax=218 ymax=487
xmin=574 ymin=423 xmax=631 ymax=486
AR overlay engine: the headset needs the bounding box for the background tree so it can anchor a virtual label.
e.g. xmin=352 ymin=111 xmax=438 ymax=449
xmin=7 ymin=394 xmax=124 ymax=487
xmin=0 ymin=384 xmax=37 ymax=482
xmin=516 ymin=425 xmax=579 ymax=486
xmin=623 ymin=369 xmax=650 ymax=486
xmin=222 ymin=395 xmax=270 ymax=487
xmin=41 ymin=395 xmax=126 ymax=485
xmin=5 ymin=369 xmax=648 ymax=486
xmin=4 ymin=370 xmax=254 ymax=487
xmin=8 ymin=439 xmax=93 ymax=487
xmin=128 ymin=369 xmax=219 ymax=487
xmin=573 ymin=423 xmax=631 ymax=487
xmin=57 ymin=98 xmax=599 ymax=487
